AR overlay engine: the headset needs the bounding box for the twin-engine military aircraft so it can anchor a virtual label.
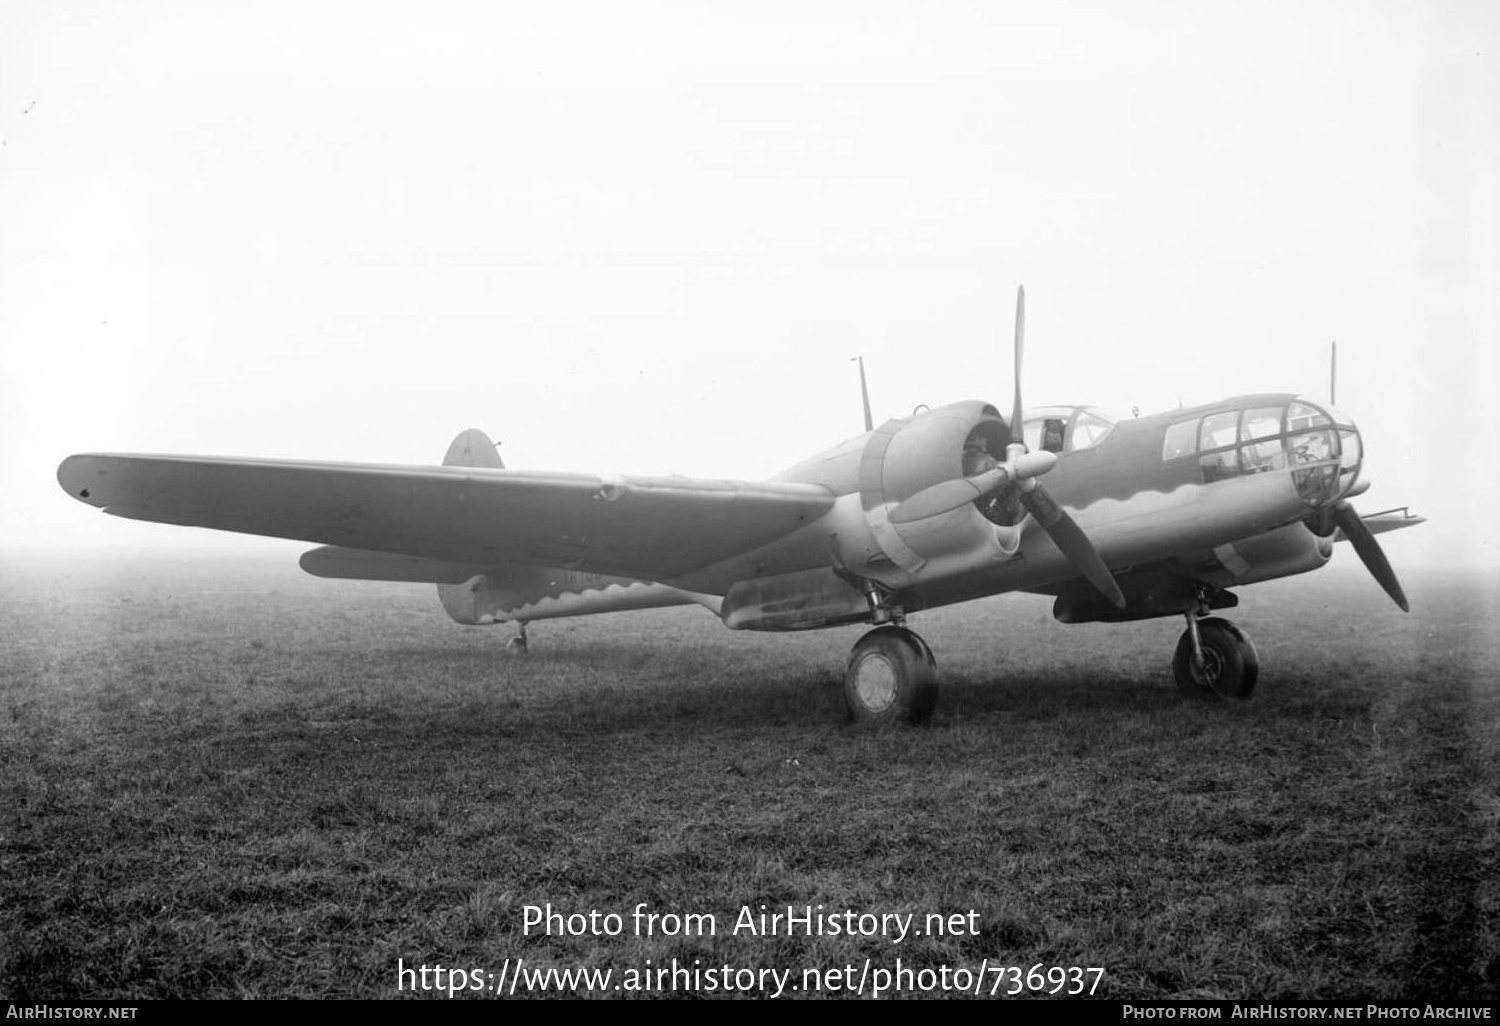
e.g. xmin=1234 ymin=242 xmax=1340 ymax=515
xmin=57 ymin=289 xmax=1423 ymax=723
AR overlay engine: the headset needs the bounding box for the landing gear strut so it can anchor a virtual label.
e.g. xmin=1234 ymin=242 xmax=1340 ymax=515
xmin=505 ymin=621 xmax=529 ymax=655
xmin=844 ymin=626 xmax=938 ymax=724
xmin=1173 ymin=599 xmax=1258 ymax=699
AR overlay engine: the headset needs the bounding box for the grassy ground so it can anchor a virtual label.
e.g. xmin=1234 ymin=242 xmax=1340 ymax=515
xmin=2 ymin=553 xmax=1496 ymax=999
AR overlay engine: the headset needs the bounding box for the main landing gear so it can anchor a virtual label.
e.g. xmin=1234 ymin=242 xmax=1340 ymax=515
xmin=844 ymin=626 xmax=939 ymax=725
xmin=1173 ymin=604 xmax=1258 ymax=700
xmin=844 ymin=586 xmax=938 ymax=724
xmin=846 ymin=585 xmax=936 ymax=720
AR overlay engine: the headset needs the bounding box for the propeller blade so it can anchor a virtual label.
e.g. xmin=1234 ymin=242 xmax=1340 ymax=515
xmin=1334 ymin=501 xmax=1409 ymax=611
xmin=888 ymin=452 xmax=1056 ymax=525
xmin=889 ymin=470 xmax=1008 ymax=525
xmin=852 ymin=356 xmax=874 ymax=432
xmin=1011 ymin=285 xmax=1025 ymax=445
xmin=1022 ymin=485 xmax=1126 ymax=608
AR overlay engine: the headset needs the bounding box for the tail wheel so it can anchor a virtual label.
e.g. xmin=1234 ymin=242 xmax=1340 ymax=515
xmin=844 ymin=627 xmax=938 ymax=725
xmin=1172 ymin=617 xmax=1259 ymax=700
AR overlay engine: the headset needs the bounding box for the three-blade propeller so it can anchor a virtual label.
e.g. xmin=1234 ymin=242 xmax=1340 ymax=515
xmin=891 ymin=286 xmax=1126 ymax=609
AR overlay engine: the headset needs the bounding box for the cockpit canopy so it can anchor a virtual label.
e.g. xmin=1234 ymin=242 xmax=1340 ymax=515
xmin=1021 ymin=406 xmax=1115 ymax=454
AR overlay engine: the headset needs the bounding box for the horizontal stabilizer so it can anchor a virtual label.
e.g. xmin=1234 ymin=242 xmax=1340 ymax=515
xmin=1336 ymin=507 xmax=1426 ymax=540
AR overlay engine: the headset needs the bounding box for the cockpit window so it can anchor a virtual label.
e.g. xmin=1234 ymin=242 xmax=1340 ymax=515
xmin=1022 ymin=406 xmax=1115 ymax=454
xmin=1286 ymin=402 xmax=1330 ymax=431
xmin=1072 ymin=411 xmax=1113 ymax=450
xmin=1162 ymin=418 xmax=1198 ymax=459
xmin=1241 ymin=437 xmax=1287 ymax=474
xmin=1338 ymin=430 xmax=1361 ymax=492
xmin=1290 ymin=430 xmax=1334 ymax=464
xmin=1039 ymin=418 xmax=1067 ymax=453
xmin=1200 ymin=411 xmax=1238 ymax=450
xmin=1241 ymin=407 xmax=1283 ymax=442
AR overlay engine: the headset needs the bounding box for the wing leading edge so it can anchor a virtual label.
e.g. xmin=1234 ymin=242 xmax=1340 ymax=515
xmin=57 ymin=454 xmax=835 ymax=584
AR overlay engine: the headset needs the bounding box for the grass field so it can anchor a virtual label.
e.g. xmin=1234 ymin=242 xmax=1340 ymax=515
xmin=2 ymin=552 xmax=1496 ymax=1000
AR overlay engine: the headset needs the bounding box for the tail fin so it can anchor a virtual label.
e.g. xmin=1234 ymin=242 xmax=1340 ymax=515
xmin=443 ymin=428 xmax=504 ymax=469
xmin=438 ymin=429 xmax=504 ymax=622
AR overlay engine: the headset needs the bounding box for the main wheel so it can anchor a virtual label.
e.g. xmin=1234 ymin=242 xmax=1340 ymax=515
xmin=1172 ymin=617 xmax=1259 ymax=699
xmin=844 ymin=627 xmax=938 ymax=725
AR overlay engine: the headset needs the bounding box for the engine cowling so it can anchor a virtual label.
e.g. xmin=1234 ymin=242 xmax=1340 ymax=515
xmin=1205 ymin=521 xmax=1334 ymax=587
xmin=852 ymin=401 xmax=1022 ymax=583
xmin=723 ymin=402 xmax=1025 ymax=631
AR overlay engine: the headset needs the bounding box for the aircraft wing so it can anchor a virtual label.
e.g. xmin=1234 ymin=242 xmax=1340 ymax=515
xmin=57 ymin=454 xmax=835 ymax=583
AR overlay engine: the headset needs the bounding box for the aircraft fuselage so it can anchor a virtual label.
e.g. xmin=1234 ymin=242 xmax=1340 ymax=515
xmin=694 ymin=393 xmax=1363 ymax=631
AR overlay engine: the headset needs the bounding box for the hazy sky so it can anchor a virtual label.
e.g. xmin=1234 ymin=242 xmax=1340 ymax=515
xmin=2 ymin=1 xmax=1496 ymax=573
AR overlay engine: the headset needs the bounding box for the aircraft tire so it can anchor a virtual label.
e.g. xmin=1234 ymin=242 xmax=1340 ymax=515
xmin=909 ymin=630 xmax=937 ymax=673
xmin=844 ymin=626 xmax=938 ymax=725
xmin=1172 ymin=617 xmax=1258 ymax=700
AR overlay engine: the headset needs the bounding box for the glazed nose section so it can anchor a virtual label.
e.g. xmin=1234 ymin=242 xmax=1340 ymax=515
xmin=1287 ymin=399 xmax=1361 ymax=507
xmin=1332 ymin=422 xmax=1363 ymax=500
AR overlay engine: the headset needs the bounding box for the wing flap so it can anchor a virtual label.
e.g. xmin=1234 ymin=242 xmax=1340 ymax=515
xmin=299 ymin=545 xmax=484 ymax=584
xmin=58 ymin=454 xmax=834 ymax=582
xmin=438 ymin=564 xmax=717 ymax=624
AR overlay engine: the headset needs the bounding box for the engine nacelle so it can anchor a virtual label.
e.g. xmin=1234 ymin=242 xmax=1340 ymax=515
xmin=1202 ymin=522 xmax=1334 ymax=588
xmin=1052 ymin=522 xmax=1332 ymax=624
xmin=723 ymin=401 xmax=1024 ymax=630
xmin=852 ymin=401 xmax=1020 ymax=582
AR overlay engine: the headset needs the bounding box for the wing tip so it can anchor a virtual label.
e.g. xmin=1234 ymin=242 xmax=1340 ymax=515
xmin=57 ymin=454 xmax=107 ymax=507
